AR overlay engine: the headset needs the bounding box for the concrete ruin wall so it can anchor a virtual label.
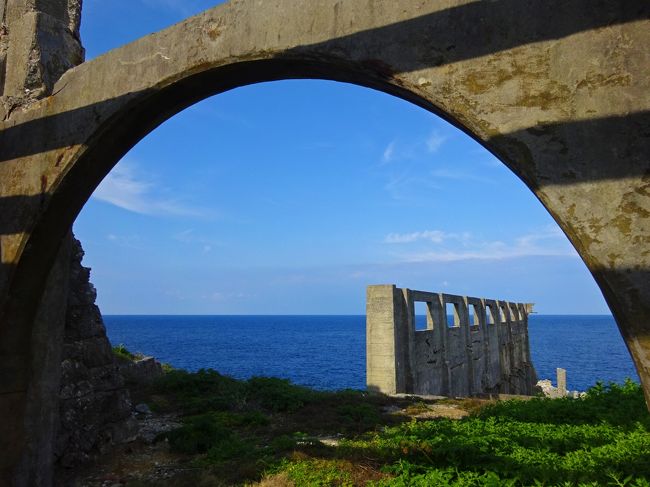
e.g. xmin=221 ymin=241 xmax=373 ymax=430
xmin=0 ymin=0 xmax=83 ymax=104
xmin=367 ymin=285 xmax=537 ymax=397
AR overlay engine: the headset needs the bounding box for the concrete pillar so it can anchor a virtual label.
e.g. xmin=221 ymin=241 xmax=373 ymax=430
xmin=431 ymin=294 xmax=449 ymax=396
xmin=521 ymin=303 xmax=536 ymax=395
xmin=0 ymin=1 xmax=82 ymax=484
xmin=460 ymin=297 xmax=474 ymax=395
xmin=366 ymin=285 xmax=410 ymax=394
xmin=442 ymin=294 xmax=470 ymax=397
xmin=401 ymin=288 xmax=416 ymax=393
xmin=468 ymin=297 xmax=488 ymax=395
xmin=557 ymin=368 xmax=567 ymax=397
xmin=10 ymin=233 xmax=71 ymax=486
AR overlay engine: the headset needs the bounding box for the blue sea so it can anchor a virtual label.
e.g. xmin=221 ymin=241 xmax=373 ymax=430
xmin=104 ymin=315 xmax=639 ymax=393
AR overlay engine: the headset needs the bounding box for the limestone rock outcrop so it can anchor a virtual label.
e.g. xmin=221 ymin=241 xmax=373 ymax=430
xmin=55 ymin=237 xmax=136 ymax=470
xmin=118 ymin=356 xmax=164 ymax=386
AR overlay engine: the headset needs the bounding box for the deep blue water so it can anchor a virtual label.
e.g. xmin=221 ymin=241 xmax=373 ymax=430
xmin=104 ymin=315 xmax=639 ymax=392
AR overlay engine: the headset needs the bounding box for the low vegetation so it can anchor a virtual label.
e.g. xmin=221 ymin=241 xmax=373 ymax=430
xmin=104 ymin=348 xmax=650 ymax=486
xmin=340 ymin=380 xmax=649 ymax=486
xmin=147 ymin=374 xmax=648 ymax=485
xmin=112 ymin=343 xmax=174 ymax=373
xmin=112 ymin=343 xmax=143 ymax=362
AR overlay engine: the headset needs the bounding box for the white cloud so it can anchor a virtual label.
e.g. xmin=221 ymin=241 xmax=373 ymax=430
xmin=173 ymin=229 xmax=195 ymax=242
xmin=379 ymin=128 xmax=451 ymax=200
xmin=206 ymin=291 xmax=250 ymax=302
xmin=383 ymin=172 xmax=443 ymax=202
xmin=380 ymin=128 xmax=447 ymax=166
xmin=384 ymin=230 xmax=473 ymax=245
xmin=385 ymin=226 xmax=578 ymax=262
xmin=514 ymin=226 xmax=567 ymax=249
xmin=429 ymin=168 xmax=494 ymax=184
xmin=426 ymin=130 xmax=447 ymax=153
xmin=382 ymin=141 xmax=396 ymax=163
xmin=385 ymin=230 xmax=448 ymax=244
xmin=93 ymin=162 xmax=205 ymax=218
xmin=173 ymin=229 xmax=222 ymax=252
xmin=106 ymin=233 xmax=143 ymax=249
xmin=164 ymin=288 xmax=187 ymax=301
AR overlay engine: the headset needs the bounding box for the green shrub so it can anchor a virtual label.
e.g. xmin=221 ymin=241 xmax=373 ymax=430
xmin=269 ymin=434 xmax=298 ymax=452
xmin=475 ymin=379 xmax=648 ymax=429
xmin=152 ymin=368 xmax=246 ymax=414
xmin=246 ymin=376 xmax=317 ymax=412
xmin=337 ymin=403 xmax=382 ymax=431
xmin=165 ymin=413 xmax=232 ymax=454
xmin=112 ymin=343 xmax=139 ymax=361
xmin=212 ymin=410 xmax=270 ymax=428
xmin=152 ymin=370 xmax=320 ymax=414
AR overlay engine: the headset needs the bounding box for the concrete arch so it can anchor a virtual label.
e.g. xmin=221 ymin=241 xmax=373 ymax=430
xmin=0 ymin=0 xmax=649 ymax=483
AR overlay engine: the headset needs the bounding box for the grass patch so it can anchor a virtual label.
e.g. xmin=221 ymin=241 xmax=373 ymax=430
xmin=139 ymin=369 xmax=649 ymax=486
xmin=271 ymin=458 xmax=356 ymax=486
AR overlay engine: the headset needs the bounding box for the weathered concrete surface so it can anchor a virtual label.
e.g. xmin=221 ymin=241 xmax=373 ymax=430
xmin=0 ymin=0 xmax=649 ymax=484
xmin=0 ymin=1 xmax=85 ymax=485
xmin=367 ymin=285 xmax=536 ymax=397
xmin=0 ymin=0 xmax=83 ymax=103
xmin=14 ymin=231 xmax=71 ymax=487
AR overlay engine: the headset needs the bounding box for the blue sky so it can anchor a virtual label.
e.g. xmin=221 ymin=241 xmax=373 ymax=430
xmin=73 ymin=0 xmax=610 ymax=315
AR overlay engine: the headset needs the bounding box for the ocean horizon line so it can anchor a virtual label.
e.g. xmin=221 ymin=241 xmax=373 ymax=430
xmin=103 ymin=313 xmax=615 ymax=318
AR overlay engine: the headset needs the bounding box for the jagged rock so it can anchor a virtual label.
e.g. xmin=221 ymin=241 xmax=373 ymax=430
xmin=135 ymin=403 xmax=152 ymax=415
xmin=55 ymin=237 xmax=137 ymax=471
xmin=137 ymin=414 xmax=182 ymax=444
xmin=119 ymin=356 xmax=164 ymax=385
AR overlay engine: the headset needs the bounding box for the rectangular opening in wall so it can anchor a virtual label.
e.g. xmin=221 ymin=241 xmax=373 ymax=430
xmin=414 ymin=301 xmax=430 ymax=331
xmin=509 ymin=304 xmax=519 ymax=322
xmin=469 ymin=304 xmax=480 ymax=329
xmin=499 ymin=305 xmax=508 ymax=323
xmin=446 ymin=302 xmax=459 ymax=328
xmin=486 ymin=305 xmax=495 ymax=325
xmin=518 ymin=304 xmax=528 ymax=321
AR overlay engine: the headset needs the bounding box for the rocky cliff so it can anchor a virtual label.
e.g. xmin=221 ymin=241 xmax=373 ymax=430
xmin=55 ymin=237 xmax=136 ymax=471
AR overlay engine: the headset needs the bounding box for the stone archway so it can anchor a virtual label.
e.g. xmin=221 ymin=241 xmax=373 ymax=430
xmin=0 ymin=0 xmax=648 ymax=484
